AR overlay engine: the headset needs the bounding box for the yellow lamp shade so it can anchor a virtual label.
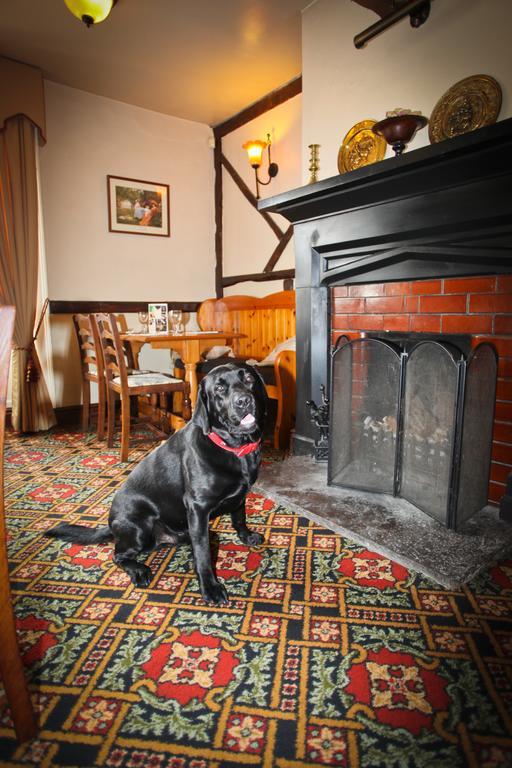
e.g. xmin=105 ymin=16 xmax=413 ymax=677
xmin=64 ymin=0 xmax=114 ymax=25
xmin=242 ymin=139 xmax=268 ymax=168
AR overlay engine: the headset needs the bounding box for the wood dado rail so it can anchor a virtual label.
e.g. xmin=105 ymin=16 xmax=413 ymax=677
xmin=49 ymin=301 xmax=201 ymax=314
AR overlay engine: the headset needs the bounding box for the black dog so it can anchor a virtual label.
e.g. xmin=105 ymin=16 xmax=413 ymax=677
xmin=46 ymin=363 xmax=266 ymax=605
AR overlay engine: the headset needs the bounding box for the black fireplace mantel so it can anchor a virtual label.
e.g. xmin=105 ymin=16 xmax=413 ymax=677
xmin=260 ymin=118 xmax=512 ymax=456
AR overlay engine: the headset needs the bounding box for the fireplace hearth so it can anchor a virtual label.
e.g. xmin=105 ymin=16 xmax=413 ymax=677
xmin=260 ymin=118 xmax=512 ymax=521
xmin=329 ymin=335 xmax=497 ymax=529
xmin=254 ymin=456 xmax=512 ymax=588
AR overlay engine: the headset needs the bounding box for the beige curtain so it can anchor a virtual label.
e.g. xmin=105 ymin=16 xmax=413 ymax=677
xmin=0 ymin=116 xmax=56 ymax=432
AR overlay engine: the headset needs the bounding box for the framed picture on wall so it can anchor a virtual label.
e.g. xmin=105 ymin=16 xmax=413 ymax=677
xmin=107 ymin=175 xmax=170 ymax=236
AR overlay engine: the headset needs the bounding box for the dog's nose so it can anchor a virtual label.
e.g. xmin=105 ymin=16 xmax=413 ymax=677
xmin=235 ymin=393 xmax=251 ymax=409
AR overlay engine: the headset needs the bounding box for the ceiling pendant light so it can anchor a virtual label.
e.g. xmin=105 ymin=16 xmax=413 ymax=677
xmin=64 ymin=0 xmax=116 ymax=27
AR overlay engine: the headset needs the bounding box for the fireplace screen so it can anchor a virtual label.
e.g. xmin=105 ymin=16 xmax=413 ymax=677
xmin=328 ymin=337 xmax=497 ymax=529
xmin=400 ymin=342 xmax=458 ymax=523
xmin=329 ymin=339 xmax=401 ymax=494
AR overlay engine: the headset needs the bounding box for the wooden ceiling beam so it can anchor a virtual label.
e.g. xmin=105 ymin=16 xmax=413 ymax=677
xmin=213 ymin=77 xmax=302 ymax=140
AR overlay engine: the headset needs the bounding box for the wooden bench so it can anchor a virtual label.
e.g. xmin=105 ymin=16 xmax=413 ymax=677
xmin=197 ymin=291 xmax=296 ymax=450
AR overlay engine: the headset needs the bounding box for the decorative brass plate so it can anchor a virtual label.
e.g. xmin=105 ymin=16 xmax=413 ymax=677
xmin=429 ymin=74 xmax=502 ymax=144
xmin=337 ymin=119 xmax=387 ymax=173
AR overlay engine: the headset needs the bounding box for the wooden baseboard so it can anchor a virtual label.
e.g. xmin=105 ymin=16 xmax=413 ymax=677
xmin=6 ymin=404 xmax=88 ymax=430
xmin=55 ymin=405 xmax=89 ymax=427
xmin=8 ymin=401 xmax=184 ymax=433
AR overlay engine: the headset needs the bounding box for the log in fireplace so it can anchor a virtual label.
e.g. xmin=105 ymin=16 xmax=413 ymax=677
xmin=260 ymin=118 xmax=512 ymax=522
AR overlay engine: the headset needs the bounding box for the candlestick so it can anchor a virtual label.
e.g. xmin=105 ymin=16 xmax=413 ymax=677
xmin=308 ymin=143 xmax=320 ymax=183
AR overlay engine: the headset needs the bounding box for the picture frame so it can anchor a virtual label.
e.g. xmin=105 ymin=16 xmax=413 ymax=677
xmin=107 ymin=175 xmax=170 ymax=236
xmin=148 ymin=303 xmax=169 ymax=334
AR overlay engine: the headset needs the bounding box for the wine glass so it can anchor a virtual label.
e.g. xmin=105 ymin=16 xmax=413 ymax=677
xmin=138 ymin=310 xmax=149 ymax=333
xmin=170 ymin=309 xmax=184 ymax=335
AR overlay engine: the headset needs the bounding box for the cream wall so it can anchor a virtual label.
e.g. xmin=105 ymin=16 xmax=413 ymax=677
xmin=40 ymin=81 xmax=215 ymax=407
xmin=302 ymin=0 xmax=512 ymax=182
xmin=221 ymin=93 xmax=302 ymax=297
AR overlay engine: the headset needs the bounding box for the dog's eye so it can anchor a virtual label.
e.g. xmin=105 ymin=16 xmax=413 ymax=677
xmin=244 ymin=374 xmax=254 ymax=386
xmin=215 ymin=383 xmax=226 ymax=394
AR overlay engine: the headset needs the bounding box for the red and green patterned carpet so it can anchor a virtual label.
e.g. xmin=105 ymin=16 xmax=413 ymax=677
xmin=1 ymin=427 xmax=512 ymax=767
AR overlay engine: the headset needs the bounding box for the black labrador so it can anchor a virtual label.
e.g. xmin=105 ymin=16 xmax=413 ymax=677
xmin=46 ymin=363 xmax=266 ymax=605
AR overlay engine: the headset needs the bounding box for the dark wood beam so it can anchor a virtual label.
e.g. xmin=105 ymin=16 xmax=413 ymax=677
xmin=221 ymin=269 xmax=294 ymax=288
xmin=214 ymin=138 xmax=224 ymax=298
xmin=263 ymin=226 xmax=294 ymax=273
xmin=212 ymin=76 xmax=301 ymax=294
xmin=221 ymin=154 xmax=284 ymax=240
xmin=213 ymin=77 xmax=302 ymax=139
xmin=49 ymin=300 xmax=201 ymax=315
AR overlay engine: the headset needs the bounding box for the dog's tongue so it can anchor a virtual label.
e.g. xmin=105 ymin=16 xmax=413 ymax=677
xmin=240 ymin=413 xmax=256 ymax=427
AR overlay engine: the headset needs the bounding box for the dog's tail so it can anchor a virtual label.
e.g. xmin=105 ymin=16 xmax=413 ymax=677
xmin=45 ymin=523 xmax=113 ymax=544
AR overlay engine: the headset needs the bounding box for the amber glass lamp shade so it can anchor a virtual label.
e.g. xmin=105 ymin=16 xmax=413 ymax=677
xmin=64 ymin=0 xmax=114 ymax=26
xmin=242 ymin=139 xmax=268 ymax=169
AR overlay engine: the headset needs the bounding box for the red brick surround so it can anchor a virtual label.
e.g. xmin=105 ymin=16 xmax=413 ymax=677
xmin=331 ymin=275 xmax=512 ymax=506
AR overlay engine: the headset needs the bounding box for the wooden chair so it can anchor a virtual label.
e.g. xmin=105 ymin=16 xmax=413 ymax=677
xmin=267 ymin=349 xmax=296 ymax=450
xmin=95 ymin=313 xmax=191 ymax=461
xmin=73 ymin=313 xmax=140 ymax=440
xmin=0 ymin=305 xmax=37 ymax=741
xmin=73 ymin=313 xmax=106 ymax=439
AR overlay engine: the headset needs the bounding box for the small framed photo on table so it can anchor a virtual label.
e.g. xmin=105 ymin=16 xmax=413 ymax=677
xmin=107 ymin=175 xmax=170 ymax=236
xmin=148 ymin=303 xmax=169 ymax=334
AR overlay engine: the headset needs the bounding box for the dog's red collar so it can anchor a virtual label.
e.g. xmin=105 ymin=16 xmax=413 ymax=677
xmin=207 ymin=431 xmax=261 ymax=458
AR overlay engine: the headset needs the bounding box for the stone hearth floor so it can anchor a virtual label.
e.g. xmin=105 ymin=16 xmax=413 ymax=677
xmin=255 ymin=456 xmax=512 ymax=589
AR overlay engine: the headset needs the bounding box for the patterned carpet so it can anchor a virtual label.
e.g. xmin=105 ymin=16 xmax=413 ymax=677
xmin=1 ymin=427 xmax=512 ymax=767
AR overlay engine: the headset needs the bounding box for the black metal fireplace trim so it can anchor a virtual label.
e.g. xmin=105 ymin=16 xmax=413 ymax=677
xmin=259 ymin=118 xmax=512 ymax=230
xmin=260 ymin=118 xmax=512 ymax=518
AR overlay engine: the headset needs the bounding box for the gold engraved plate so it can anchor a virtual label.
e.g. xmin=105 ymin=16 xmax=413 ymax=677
xmin=429 ymin=74 xmax=502 ymax=144
xmin=338 ymin=120 xmax=387 ymax=174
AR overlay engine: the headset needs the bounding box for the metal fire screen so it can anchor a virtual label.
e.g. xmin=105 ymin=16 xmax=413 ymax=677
xmin=328 ymin=337 xmax=497 ymax=529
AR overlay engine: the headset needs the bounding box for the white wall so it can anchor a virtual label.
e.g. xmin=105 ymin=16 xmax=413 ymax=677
xmin=221 ymin=93 xmax=302 ymax=297
xmin=302 ymin=0 xmax=512 ymax=182
xmin=40 ymin=81 xmax=215 ymax=406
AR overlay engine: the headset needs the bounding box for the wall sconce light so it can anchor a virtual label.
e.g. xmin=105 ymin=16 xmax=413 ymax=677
xmin=242 ymin=133 xmax=278 ymax=199
xmin=64 ymin=0 xmax=117 ymax=27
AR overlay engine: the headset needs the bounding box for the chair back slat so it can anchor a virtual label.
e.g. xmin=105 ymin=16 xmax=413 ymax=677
xmin=95 ymin=313 xmax=129 ymax=385
xmin=73 ymin=314 xmax=104 ymax=382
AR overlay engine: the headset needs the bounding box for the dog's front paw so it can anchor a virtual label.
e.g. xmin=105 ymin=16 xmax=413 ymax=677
xmin=201 ymin=578 xmax=229 ymax=606
xmin=239 ymin=530 xmax=264 ymax=547
xmin=130 ymin=563 xmax=152 ymax=588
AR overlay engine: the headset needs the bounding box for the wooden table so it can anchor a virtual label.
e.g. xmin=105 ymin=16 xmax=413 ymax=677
xmin=120 ymin=331 xmax=246 ymax=406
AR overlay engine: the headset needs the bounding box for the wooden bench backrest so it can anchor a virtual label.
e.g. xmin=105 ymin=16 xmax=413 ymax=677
xmin=197 ymin=291 xmax=295 ymax=360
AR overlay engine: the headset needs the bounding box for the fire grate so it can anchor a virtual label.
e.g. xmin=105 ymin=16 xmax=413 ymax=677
xmin=328 ymin=336 xmax=497 ymax=529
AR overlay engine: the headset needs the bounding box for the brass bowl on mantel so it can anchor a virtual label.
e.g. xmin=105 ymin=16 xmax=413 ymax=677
xmin=372 ymin=114 xmax=428 ymax=157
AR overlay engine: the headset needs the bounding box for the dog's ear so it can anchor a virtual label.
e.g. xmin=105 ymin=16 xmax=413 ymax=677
xmin=247 ymin=364 xmax=268 ymax=419
xmin=192 ymin=377 xmax=211 ymax=434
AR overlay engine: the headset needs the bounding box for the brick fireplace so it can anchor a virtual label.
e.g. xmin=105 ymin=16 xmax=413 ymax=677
xmin=331 ymin=276 xmax=512 ymax=506
xmin=261 ymin=118 xmax=512 ymax=519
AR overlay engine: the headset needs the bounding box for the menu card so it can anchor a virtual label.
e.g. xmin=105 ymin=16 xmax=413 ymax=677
xmin=148 ymin=303 xmax=168 ymax=334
